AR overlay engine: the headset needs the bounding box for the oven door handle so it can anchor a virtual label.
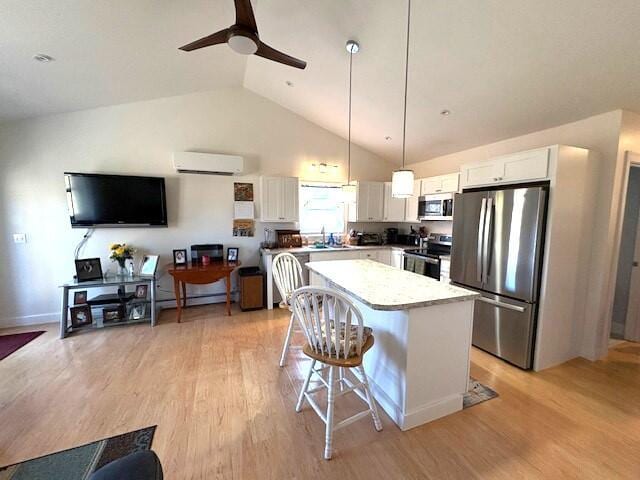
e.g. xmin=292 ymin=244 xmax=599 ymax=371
xmin=403 ymin=253 xmax=439 ymax=265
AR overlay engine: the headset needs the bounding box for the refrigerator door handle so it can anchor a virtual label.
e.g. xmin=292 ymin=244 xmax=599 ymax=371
xmin=482 ymin=197 xmax=493 ymax=284
xmin=476 ymin=296 xmax=526 ymax=313
xmin=476 ymin=197 xmax=487 ymax=283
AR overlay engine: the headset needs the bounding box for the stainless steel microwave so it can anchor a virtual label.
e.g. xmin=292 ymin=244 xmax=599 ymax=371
xmin=418 ymin=193 xmax=453 ymax=220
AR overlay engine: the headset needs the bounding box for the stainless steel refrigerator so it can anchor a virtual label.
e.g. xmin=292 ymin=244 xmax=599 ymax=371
xmin=450 ymin=186 xmax=547 ymax=369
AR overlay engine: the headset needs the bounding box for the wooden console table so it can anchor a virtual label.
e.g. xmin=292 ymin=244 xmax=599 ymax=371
xmin=167 ymin=261 xmax=240 ymax=322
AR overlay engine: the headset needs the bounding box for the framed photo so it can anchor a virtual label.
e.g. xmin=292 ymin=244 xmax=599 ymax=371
xmin=234 ymin=182 xmax=254 ymax=201
xmin=140 ymin=255 xmax=159 ymax=277
xmin=73 ymin=290 xmax=88 ymax=305
xmin=173 ymin=249 xmax=187 ymax=266
xmin=70 ymin=305 xmax=92 ymax=328
xmin=75 ymin=258 xmax=103 ymax=282
xmin=130 ymin=304 xmax=147 ymax=320
xmin=227 ymin=247 xmax=239 ymax=262
xmin=135 ymin=284 xmax=148 ymax=299
xmin=103 ymin=305 xmax=124 ymax=323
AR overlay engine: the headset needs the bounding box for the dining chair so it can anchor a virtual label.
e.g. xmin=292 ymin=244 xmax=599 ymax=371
xmin=272 ymin=252 xmax=305 ymax=367
xmin=290 ymin=286 xmax=382 ymax=460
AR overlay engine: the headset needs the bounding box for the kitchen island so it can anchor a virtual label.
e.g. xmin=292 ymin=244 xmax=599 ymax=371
xmin=307 ymin=259 xmax=479 ymax=431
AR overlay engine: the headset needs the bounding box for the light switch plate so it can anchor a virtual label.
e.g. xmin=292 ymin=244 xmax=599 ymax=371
xmin=13 ymin=233 xmax=27 ymax=244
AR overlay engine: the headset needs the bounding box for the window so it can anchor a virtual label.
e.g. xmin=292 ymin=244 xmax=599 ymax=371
xmin=299 ymin=183 xmax=345 ymax=234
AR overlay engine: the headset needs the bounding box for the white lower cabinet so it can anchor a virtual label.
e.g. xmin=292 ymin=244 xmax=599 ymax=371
xmin=376 ymin=249 xmax=392 ymax=266
xmin=359 ymin=250 xmax=379 ymax=262
xmin=309 ymin=248 xmax=393 ymax=266
xmin=309 ymin=251 xmax=360 ymax=262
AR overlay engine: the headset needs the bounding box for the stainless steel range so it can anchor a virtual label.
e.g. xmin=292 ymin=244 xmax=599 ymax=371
xmin=403 ymin=233 xmax=452 ymax=280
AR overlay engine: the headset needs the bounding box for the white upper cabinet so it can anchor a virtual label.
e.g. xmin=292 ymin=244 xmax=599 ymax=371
xmin=460 ymin=147 xmax=550 ymax=188
xmin=499 ymin=148 xmax=549 ymax=183
xmin=349 ymin=181 xmax=384 ymax=222
xmin=404 ymin=179 xmax=421 ymax=222
xmin=420 ymin=173 xmax=460 ymax=195
xmin=260 ymin=176 xmax=299 ymax=222
xmin=383 ymin=182 xmax=406 ymax=222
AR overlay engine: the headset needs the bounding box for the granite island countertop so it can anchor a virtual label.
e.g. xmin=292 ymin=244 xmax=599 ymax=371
xmin=306 ymin=259 xmax=478 ymax=311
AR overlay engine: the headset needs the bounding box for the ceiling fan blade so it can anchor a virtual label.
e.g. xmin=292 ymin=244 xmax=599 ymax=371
xmin=234 ymin=0 xmax=258 ymax=31
xmin=179 ymin=28 xmax=230 ymax=52
xmin=255 ymin=42 xmax=307 ymax=69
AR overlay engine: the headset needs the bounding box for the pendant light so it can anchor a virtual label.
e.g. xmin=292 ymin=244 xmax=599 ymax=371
xmin=342 ymin=40 xmax=359 ymax=203
xmin=391 ymin=0 xmax=415 ymax=198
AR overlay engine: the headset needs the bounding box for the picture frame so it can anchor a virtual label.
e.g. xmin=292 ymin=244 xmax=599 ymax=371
xmin=135 ymin=284 xmax=148 ymax=299
xmin=130 ymin=304 xmax=147 ymax=320
xmin=75 ymin=258 xmax=103 ymax=282
xmin=73 ymin=290 xmax=88 ymax=305
xmin=173 ymin=249 xmax=187 ymax=266
xmin=140 ymin=255 xmax=159 ymax=277
xmin=70 ymin=305 xmax=93 ymax=328
xmin=102 ymin=305 xmax=124 ymax=323
xmin=227 ymin=247 xmax=239 ymax=263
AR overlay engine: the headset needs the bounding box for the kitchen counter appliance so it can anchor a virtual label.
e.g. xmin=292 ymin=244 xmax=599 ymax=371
xmin=450 ymin=185 xmax=548 ymax=369
xmin=357 ymin=233 xmax=382 ymax=246
xmin=403 ymin=233 xmax=452 ymax=280
xmin=418 ymin=193 xmax=453 ymax=221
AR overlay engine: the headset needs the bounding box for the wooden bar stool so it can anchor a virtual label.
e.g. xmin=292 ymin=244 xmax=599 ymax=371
xmin=290 ymin=286 xmax=382 ymax=460
xmin=272 ymin=253 xmax=305 ymax=367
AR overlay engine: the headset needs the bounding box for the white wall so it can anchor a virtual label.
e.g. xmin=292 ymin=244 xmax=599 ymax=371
xmin=408 ymin=110 xmax=631 ymax=362
xmin=0 ymin=87 xmax=396 ymax=327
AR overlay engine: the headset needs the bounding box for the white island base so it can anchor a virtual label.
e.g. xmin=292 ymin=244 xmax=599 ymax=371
xmin=308 ymin=259 xmax=477 ymax=431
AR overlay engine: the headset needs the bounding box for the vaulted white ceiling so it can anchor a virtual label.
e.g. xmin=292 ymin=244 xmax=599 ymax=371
xmin=3 ymin=0 xmax=640 ymax=163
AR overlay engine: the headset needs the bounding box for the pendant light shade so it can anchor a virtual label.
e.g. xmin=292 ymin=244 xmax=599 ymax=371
xmin=391 ymin=169 xmax=414 ymax=198
xmin=392 ymin=0 xmax=415 ymax=199
xmin=342 ymin=40 xmax=359 ymax=203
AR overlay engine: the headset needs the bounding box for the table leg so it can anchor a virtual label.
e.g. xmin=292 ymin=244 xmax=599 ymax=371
xmin=60 ymin=286 xmax=69 ymax=339
xmin=181 ymin=281 xmax=187 ymax=308
xmin=226 ymin=273 xmax=231 ymax=316
xmin=150 ymin=278 xmax=157 ymax=327
xmin=173 ymin=277 xmax=182 ymax=323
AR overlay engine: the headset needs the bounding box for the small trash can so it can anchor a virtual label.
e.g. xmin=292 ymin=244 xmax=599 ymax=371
xmin=238 ymin=267 xmax=265 ymax=311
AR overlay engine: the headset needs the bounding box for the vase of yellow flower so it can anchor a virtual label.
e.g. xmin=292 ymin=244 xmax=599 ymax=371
xmin=109 ymin=243 xmax=135 ymax=277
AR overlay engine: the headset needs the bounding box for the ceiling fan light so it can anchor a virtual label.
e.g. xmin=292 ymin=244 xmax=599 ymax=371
xmin=228 ymin=33 xmax=258 ymax=55
xmin=391 ymin=169 xmax=414 ymax=198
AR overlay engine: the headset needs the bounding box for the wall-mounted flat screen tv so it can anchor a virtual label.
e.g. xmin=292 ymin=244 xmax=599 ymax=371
xmin=65 ymin=172 xmax=168 ymax=228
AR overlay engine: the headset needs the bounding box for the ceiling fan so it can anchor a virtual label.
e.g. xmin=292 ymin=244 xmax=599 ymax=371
xmin=179 ymin=0 xmax=307 ymax=70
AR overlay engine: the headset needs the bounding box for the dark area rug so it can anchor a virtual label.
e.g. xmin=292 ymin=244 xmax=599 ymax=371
xmin=0 ymin=331 xmax=45 ymax=361
xmin=0 ymin=426 xmax=156 ymax=479
xmin=463 ymin=377 xmax=499 ymax=409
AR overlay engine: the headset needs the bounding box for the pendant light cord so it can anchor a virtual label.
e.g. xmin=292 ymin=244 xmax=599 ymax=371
xmin=401 ymin=0 xmax=411 ymax=169
xmin=348 ymin=48 xmax=353 ymax=184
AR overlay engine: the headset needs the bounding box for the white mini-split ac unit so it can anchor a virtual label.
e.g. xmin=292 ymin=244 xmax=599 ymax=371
xmin=172 ymin=152 xmax=243 ymax=176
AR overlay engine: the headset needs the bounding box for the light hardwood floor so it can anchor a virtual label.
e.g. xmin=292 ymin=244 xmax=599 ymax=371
xmin=1 ymin=305 xmax=639 ymax=479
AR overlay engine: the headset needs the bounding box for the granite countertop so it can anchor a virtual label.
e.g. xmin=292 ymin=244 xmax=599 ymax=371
xmin=261 ymin=244 xmax=413 ymax=255
xmin=306 ymin=259 xmax=478 ymax=311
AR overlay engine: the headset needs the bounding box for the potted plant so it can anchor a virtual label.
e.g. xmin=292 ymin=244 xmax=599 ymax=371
xmin=109 ymin=243 xmax=135 ymax=276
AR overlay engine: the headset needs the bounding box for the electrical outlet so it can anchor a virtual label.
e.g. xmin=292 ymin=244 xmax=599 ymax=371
xmin=13 ymin=233 xmax=27 ymax=244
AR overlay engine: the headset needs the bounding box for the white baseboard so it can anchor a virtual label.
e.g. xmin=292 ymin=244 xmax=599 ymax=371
xmin=0 ymin=312 xmax=58 ymax=329
xmin=368 ymin=375 xmax=463 ymax=431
